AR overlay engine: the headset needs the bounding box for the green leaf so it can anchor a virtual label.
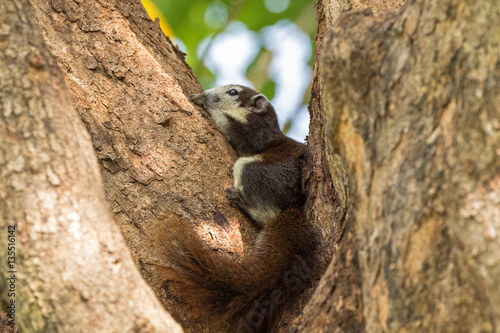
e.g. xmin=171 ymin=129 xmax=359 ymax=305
xmin=261 ymin=80 xmax=276 ymax=100
xmin=281 ymin=119 xmax=292 ymax=134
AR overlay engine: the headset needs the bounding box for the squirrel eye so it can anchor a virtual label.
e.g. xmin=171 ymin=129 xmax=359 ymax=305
xmin=227 ymin=89 xmax=238 ymax=96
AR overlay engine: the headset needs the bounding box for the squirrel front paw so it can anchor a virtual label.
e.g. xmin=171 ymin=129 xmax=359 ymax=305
xmin=225 ymin=187 xmax=241 ymax=206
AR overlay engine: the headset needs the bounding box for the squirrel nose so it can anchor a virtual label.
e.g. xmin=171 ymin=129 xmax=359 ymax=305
xmin=189 ymin=93 xmax=207 ymax=107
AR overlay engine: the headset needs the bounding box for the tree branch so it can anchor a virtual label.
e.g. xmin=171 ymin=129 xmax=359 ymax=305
xmin=0 ymin=0 xmax=182 ymax=331
xmin=26 ymin=0 xmax=259 ymax=331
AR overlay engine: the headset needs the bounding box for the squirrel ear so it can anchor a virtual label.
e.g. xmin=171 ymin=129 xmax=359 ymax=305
xmin=250 ymin=94 xmax=270 ymax=113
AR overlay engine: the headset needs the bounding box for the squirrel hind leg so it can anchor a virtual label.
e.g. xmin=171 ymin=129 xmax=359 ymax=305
xmin=225 ymin=187 xmax=281 ymax=226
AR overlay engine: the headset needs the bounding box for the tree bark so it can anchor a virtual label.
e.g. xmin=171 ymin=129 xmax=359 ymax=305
xmin=25 ymin=0 xmax=259 ymax=331
xmin=0 ymin=0 xmax=182 ymax=332
xmin=301 ymin=0 xmax=500 ymax=331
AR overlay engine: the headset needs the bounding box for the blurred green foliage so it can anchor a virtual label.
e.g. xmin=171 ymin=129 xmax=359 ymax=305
xmin=144 ymin=0 xmax=316 ymax=93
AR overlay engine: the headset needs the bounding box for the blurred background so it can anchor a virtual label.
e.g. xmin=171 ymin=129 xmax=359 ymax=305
xmin=141 ymin=0 xmax=316 ymax=141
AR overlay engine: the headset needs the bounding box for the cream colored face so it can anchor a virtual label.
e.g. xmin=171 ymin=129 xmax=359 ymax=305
xmin=201 ymin=85 xmax=250 ymax=132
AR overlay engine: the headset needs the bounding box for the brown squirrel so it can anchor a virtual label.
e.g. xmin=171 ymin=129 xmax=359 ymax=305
xmin=157 ymin=85 xmax=319 ymax=332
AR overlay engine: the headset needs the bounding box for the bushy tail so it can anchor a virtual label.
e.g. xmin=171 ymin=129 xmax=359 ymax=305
xmin=156 ymin=207 xmax=319 ymax=333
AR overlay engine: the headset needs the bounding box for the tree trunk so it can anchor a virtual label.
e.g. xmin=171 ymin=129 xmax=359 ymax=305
xmin=0 ymin=0 xmax=181 ymax=332
xmin=301 ymin=0 xmax=500 ymax=331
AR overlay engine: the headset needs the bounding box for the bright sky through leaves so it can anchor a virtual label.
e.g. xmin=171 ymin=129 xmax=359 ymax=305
xmin=142 ymin=0 xmax=316 ymax=141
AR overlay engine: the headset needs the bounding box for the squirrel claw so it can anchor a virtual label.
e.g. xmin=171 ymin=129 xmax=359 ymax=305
xmin=225 ymin=187 xmax=240 ymax=205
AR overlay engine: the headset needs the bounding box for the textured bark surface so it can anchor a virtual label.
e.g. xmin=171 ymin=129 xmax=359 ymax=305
xmin=0 ymin=312 xmax=16 ymax=333
xmin=26 ymin=0 xmax=261 ymax=331
xmin=327 ymin=0 xmax=406 ymax=17
xmin=299 ymin=1 xmax=405 ymax=332
xmin=0 ymin=0 xmax=182 ymax=332
xmin=302 ymin=0 xmax=500 ymax=331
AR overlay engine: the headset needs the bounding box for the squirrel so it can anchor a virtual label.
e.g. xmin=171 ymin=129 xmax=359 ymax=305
xmin=157 ymin=85 xmax=319 ymax=333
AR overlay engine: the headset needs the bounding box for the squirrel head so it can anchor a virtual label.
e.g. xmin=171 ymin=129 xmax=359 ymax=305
xmin=190 ymin=85 xmax=284 ymax=154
